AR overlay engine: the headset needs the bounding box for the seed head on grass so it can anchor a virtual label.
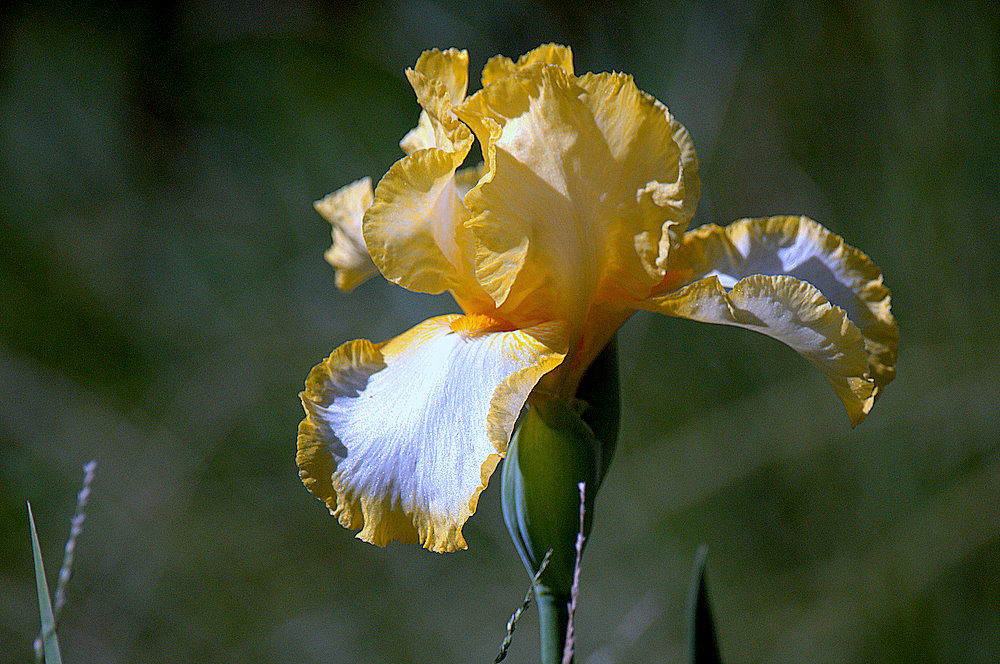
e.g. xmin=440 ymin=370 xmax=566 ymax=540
xmin=561 ymin=482 xmax=587 ymax=664
xmin=32 ymin=459 xmax=97 ymax=664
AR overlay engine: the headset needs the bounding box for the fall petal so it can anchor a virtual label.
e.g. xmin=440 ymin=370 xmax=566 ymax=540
xmin=644 ymin=274 xmax=877 ymax=425
xmin=666 ymin=216 xmax=898 ymax=394
xmin=297 ymin=315 xmax=566 ymax=552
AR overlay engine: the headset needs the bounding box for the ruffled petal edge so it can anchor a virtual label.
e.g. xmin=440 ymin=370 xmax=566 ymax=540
xmin=644 ymin=273 xmax=879 ymax=425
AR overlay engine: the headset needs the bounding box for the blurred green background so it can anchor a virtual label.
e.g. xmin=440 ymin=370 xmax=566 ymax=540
xmin=2 ymin=0 xmax=997 ymax=662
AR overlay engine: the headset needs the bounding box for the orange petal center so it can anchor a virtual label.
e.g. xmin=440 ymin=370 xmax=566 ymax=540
xmin=449 ymin=313 xmax=518 ymax=339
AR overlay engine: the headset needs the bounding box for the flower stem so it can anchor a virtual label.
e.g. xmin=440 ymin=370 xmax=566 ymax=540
xmin=536 ymin=588 xmax=572 ymax=664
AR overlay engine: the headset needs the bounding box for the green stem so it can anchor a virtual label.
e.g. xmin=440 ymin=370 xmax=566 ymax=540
xmin=535 ymin=588 xmax=571 ymax=664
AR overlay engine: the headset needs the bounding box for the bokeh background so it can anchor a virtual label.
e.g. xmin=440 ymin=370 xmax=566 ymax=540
xmin=2 ymin=0 xmax=997 ymax=662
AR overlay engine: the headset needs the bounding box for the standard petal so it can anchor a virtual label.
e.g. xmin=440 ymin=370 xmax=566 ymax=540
xmin=297 ymin=315 xmax=566 ymax=553
xmin=399 ymin=49 xmax=470 ymax=155
xmin=456 ymin=65 xmax=699 ymax=325
xmin=480 ymin=43 xmax=574 ymax=86
xmin=664 ymin=216 xmax=898 ymax=395
xmin=661 ymin=116 xmax=701 ymax=251
xmin=364 ymin=148 xmax=468 ymax=294
xmin=403 ymin=50 xmax=470 ymax=151
xmin=413 ymin=47 xmax=469 ymax=108
xmin=314 ymin=177 xmax=378 ymax=292
xmin=642 ymin=274 xmax=877 ymax=425
xmin=366 ymin=49 xmax=486 ymax=298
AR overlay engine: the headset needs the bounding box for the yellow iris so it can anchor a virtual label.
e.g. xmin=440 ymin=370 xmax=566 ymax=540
xmin=300 ymin=45 xmax=898 ymax=553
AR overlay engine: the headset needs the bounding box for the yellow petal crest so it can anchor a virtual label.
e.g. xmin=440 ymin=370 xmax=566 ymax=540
xmin=297 ymin=315 xmax=565 ymax=552
xmin=314 ymin=177 xmax=378 ymax=292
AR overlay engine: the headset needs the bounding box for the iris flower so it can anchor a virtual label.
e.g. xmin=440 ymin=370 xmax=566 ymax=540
xmin=299 ymin=45 xmax=897 ymax=554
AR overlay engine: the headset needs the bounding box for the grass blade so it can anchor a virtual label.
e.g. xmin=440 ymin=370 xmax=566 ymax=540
xmin=28 ymin=502 xmax=62 ymax=664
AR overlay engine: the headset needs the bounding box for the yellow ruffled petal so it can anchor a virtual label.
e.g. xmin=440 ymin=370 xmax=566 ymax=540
xmin=297 ymin=315 xmax=566 ymax=553
xmin=314 ymin=177 xmax=378 ymax=292
xmin=364 ymin=149 xmax=468 ymax=294
xmin=404 ymin=51 xmax=469 ymax=148
xmin=456 ymin=64 xmax=699 ymax=327
xmin=364 ymin=49 xmax=481 ymax=297
xmin=575 ymin=71 xmax=701 ymax=273
xmin=481 ymin=43 xmax=574 ymax=86
xmin=414 ymin=47 xmax=469 ymax=106
xmin=399 ymin=49 xmax=470 ymax=155
xmin=646 ymin=216 xmax=898 ymax=425
xmin=663 ymin=115 xmax=701 ymax=250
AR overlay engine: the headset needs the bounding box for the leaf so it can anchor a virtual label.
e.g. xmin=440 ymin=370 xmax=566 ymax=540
xmin=689 ymin=545 xmax=722 ymax=664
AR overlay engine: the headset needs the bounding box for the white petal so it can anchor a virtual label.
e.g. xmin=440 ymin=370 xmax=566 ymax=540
xmin=645 ymin=274 xmax=877 ymax=425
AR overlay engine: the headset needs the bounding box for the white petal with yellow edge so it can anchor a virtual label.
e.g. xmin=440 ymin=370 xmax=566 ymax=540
xmin=666 ymin=216 xmax=898 ymax=395
xmin=644 ymin=274 xmax=877 ymax=425
xmin=297 ymin=315 xmax=565 ymax=553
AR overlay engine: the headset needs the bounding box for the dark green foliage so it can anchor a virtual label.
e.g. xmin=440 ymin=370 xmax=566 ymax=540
xmin=689 ymin=547 xmax=722 ymax=664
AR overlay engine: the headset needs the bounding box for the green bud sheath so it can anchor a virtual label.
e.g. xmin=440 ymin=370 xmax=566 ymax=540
xmin=501 ymin=338 xmax=621 ymax=663
xmin=575 ymin=336 xmax=621 ymax=485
